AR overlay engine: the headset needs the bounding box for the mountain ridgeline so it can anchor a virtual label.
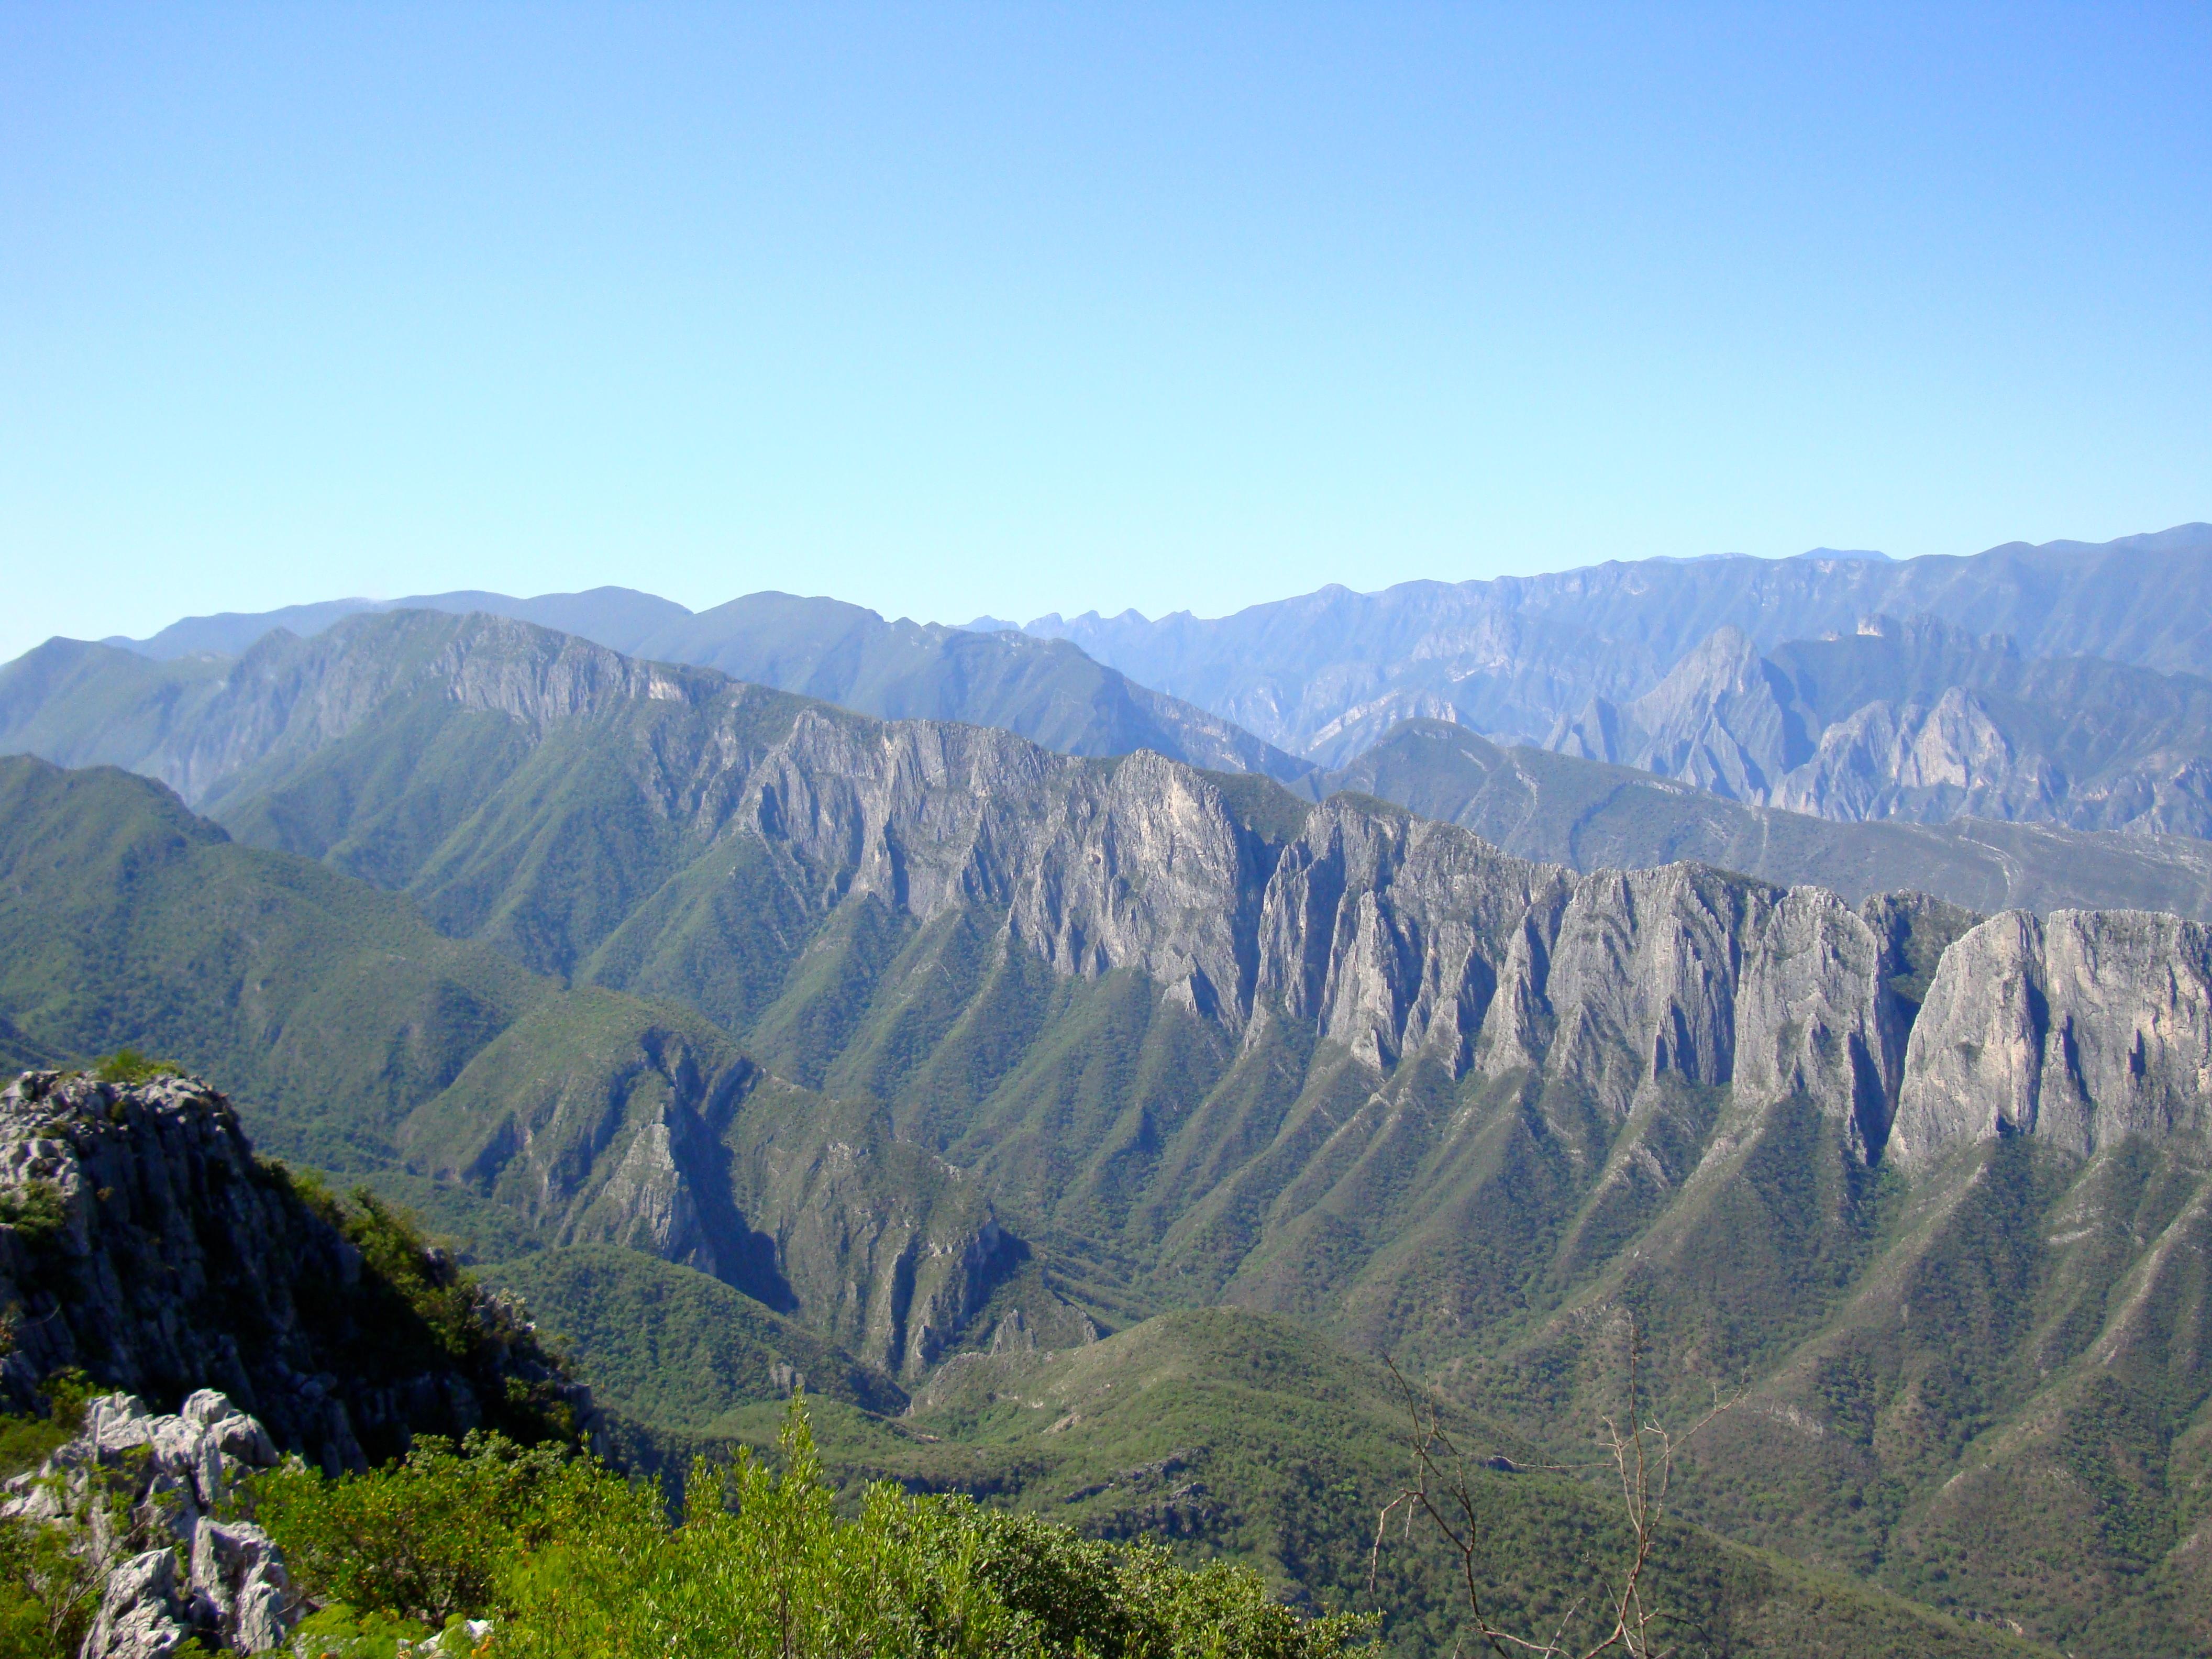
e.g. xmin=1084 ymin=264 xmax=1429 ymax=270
xmin=83 ymin=586 xmax=1312 ymax=783
xmin=1307 ymin=718 xmax=2212 ymax=919
xmin=1021 ymin=524 xmax=2212 ymax=759
xmin=1 ymin=598 xmax=2209 ymax=1650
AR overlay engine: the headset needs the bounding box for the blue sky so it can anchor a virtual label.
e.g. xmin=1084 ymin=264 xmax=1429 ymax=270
xmin=4 ymin=3 xmax=2208 ymax=660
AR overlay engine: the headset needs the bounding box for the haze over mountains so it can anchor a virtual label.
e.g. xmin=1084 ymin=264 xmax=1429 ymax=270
xmin=1019 ymin=524 xmax=2212 ymax=760
xmin=99 ymin=586 xmax=1312 ymax=783
xmin=4 ymin=526 xmax=2211 ymax=1655
xmin=1546 ymin=612 xmax=2212 ymax=837
xmin=18 ymin=523 xmax=2212 ymax=926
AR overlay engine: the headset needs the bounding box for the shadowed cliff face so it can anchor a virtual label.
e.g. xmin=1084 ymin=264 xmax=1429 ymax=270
xmin=0 ymin=1070 xmax=588 ymax=1470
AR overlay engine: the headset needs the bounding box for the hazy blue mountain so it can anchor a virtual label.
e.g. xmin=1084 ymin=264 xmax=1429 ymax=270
xmin=114 ymin=587 xmax=691 ymax=660
xmin=92 ymin=588 xmax=1310 ymax=781
xmin=1020 ymin=524 xmax=2212 ymax=760
xmin=1547 ymin=613 xmax=2212 ymax=837
xmin=620 ymin=592 xmax=1311 ymax=779
xmin=1308 ymin=717 xmax=2212 ymax=917
xmin=109 ymin=596 xmax=385 ymax=659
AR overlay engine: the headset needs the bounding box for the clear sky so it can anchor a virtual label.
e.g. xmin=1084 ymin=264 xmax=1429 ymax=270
xmin=4 ymin=3 xmax=2208 ymax=661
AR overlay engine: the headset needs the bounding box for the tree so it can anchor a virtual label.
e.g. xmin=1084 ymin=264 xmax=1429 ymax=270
xmin=1372 ymin=1313 xmax=1731 ymax=1659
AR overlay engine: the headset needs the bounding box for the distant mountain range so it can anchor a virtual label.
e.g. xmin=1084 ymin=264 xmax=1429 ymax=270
xmin=1015 ymin=524 xmax=2212 ymax=761
xmin=101 ymin=587 xmax=1312 ymax=782
xmin=1305 ymin=717 xmax=2212 ymax=918
xmin=1546 ymin=613 xmax=2212 ymax=837
xmin=14 ymin=607 xmax=2212 ymax=925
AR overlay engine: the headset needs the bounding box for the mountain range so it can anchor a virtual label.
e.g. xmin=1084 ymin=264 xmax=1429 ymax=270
xmin=1 ymin=592 xmax=2208 ymax=1654
xmin=1020 ymin=524 xmax=2212 ymax=760
xmin=1547 ymin=614 xmax=2212 ymax=837
xmin=16 ymin=607 xmax=2212 ymax=928
xmin=98 ymin=585 xmax=1311 ymax=782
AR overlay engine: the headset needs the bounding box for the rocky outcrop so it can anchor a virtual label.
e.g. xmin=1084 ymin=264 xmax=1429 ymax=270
xmin=4 ymin=1390 xmax=295 ymax=1659
xmin=0 ymin=1070 xmax=589 ymax=1469
xmin=1890 ymin=909 xmax=2212 ymax=1165
xmin=1549 ymin=626 xmax=1816 ymax=801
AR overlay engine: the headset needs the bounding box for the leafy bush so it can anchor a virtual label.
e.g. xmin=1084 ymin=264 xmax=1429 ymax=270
xmin=0 ymin=1185 xmax=67 ymax=1244
xmin=255 ymin=1432 xmax=607 ymax=1627
xmin=259 ymin=1396 xmax=1374 ymax=1659
xmin=0 ymin=1510 xmax=101 ymax=1659
xmin=91 ymin=1048 xmax=182 ymax=1086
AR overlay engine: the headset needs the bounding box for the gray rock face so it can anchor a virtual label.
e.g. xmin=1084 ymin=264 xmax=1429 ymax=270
xmin=1303 ymin=719 xmax=2212 ymax=922
xmin=18 ymin=610 xmax=2193 ymax=1181
xmin=0 ymin=1070 xmax=590 ymax=1468
xmin=4 ymin=1390 xmax=295 ymax=1659
xmin=1892 ymin=909 xmax=2212 ymax=1165
xmin=1546 ymin=614 xmax=2212 ymax=839
xmin=10 ymin=607 xmax=2209 ymax=1264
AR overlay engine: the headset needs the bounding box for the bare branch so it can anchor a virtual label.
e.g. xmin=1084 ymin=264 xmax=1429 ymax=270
xmin=1372 ymin=1310 xmax=1739 ymax=1659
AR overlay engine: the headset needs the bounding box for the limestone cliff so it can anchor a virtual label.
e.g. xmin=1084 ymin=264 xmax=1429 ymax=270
xmin=1891 ymin=909 xmax=2212 ymax=1164
xmin=0 ymin=1070 xmax=588 ymax=1470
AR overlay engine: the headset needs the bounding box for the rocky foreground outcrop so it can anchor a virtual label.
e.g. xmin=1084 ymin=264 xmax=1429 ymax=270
xmin=0 ymin=1069 xmax=589 ymax=1469
xmin=4 ymin=1390 xmax=293 ymax=1659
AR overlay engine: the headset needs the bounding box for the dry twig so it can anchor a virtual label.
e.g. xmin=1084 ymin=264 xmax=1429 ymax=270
xmin=1368 ymin=1313 xmax=1733 ymax=1659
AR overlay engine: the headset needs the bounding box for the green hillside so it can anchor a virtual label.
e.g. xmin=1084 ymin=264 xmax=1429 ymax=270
xmin=492 ymin=1253 xmax=2048 ymax=1659
xmin=482 ymin=1245 xmax=909 ymax=1424
xmin=2 ymin=604 xmax=2207 ymax=1655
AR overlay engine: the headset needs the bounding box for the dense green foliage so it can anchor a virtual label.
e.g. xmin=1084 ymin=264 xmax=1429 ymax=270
xmin=483 ymin=1246 xmax=909 ymax=1428
xmin=90 ymin=1047 xmax=184 ymax=1086
xmin=258 ymin=1398 xmax=1375 ymax=1659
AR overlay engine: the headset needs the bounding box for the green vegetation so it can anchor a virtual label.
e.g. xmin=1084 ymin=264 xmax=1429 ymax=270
xmin=257 ymin=1398 xmax=1374 ymax=1659
xmin=0 ymin=1505 xmax=102 ymax=1659
xmin=482 ymin=1246 xmax=908 ymax=1430
xmin=500 ymin=1277 xmax=2044 ymax=1659
xmin=1 ymin=633 xmax=2205 ymax=1657
xmin=0 ymin=1184 xmax=67 ymax=1243
xmin=91 ymin=1046 xmax=184 ymax=1085
xmin=0 ymin=1370 xmax=124 ymax=1659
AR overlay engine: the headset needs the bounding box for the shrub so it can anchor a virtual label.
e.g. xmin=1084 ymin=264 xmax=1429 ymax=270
xmin=92 ymin=1049 xmax=181 ymax=1086
xmin=257 ymin=1396 xmax=1374 ymax=1659
xmin=0 ymin=1186 xmax=67 ymax=1244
